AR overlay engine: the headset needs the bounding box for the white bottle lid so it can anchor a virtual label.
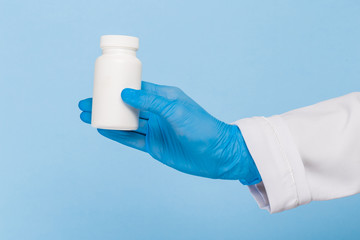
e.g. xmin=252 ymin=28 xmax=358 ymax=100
xmin=100 ymin=35 xmax=139 ymax=50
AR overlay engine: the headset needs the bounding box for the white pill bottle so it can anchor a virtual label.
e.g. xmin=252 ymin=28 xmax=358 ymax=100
xmin=91 ymin=35 xmax=142 ymax=130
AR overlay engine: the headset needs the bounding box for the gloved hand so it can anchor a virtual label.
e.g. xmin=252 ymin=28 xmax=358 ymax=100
xmin=78 ymin=81 xmax=261 ymax=185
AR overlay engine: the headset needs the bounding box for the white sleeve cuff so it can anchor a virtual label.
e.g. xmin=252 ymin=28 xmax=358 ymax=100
xmin=232 ymin=115 xmax=312 ymax=213
xmin=248 ymin=181 xmax=270 ymax=211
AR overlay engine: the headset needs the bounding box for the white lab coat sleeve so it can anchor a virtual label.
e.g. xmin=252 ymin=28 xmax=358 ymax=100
xmin=231 ymin=92 xmax=360 ymax=213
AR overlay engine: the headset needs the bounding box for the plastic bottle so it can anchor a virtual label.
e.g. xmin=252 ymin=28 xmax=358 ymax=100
xmin=91 ymin=35 xmax=142 ymax=130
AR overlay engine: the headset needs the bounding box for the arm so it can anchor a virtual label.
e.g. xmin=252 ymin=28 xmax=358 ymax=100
xmin=234 ymin=92 xmax=360 ymax=213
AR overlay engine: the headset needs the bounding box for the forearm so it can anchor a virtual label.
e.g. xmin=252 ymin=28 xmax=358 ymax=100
xmin=234 ymin=92 xmax=360 ymax=213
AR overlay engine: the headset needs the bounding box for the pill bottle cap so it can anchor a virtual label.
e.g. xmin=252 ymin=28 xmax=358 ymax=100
xmin=100 ymin=35 xmax=139 ymax=50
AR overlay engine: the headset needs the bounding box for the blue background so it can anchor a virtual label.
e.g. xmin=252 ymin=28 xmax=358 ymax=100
xmin=1 ymin=0 xmax=359 ymax=239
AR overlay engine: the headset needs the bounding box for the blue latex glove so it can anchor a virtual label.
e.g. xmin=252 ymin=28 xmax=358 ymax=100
xmin=78 ymin=81 xmax=261 ymax=185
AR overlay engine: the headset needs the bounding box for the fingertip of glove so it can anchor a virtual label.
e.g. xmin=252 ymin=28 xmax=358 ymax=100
xmin=121 ymin=88 xmax=137 ymax=101
xmin=78 ymin=99 xmax=84 ymax=109
xmin=80 ymin=111 xmax=91 ymax=124
xmin=78 ymin=98 xmax=93 ymax=111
